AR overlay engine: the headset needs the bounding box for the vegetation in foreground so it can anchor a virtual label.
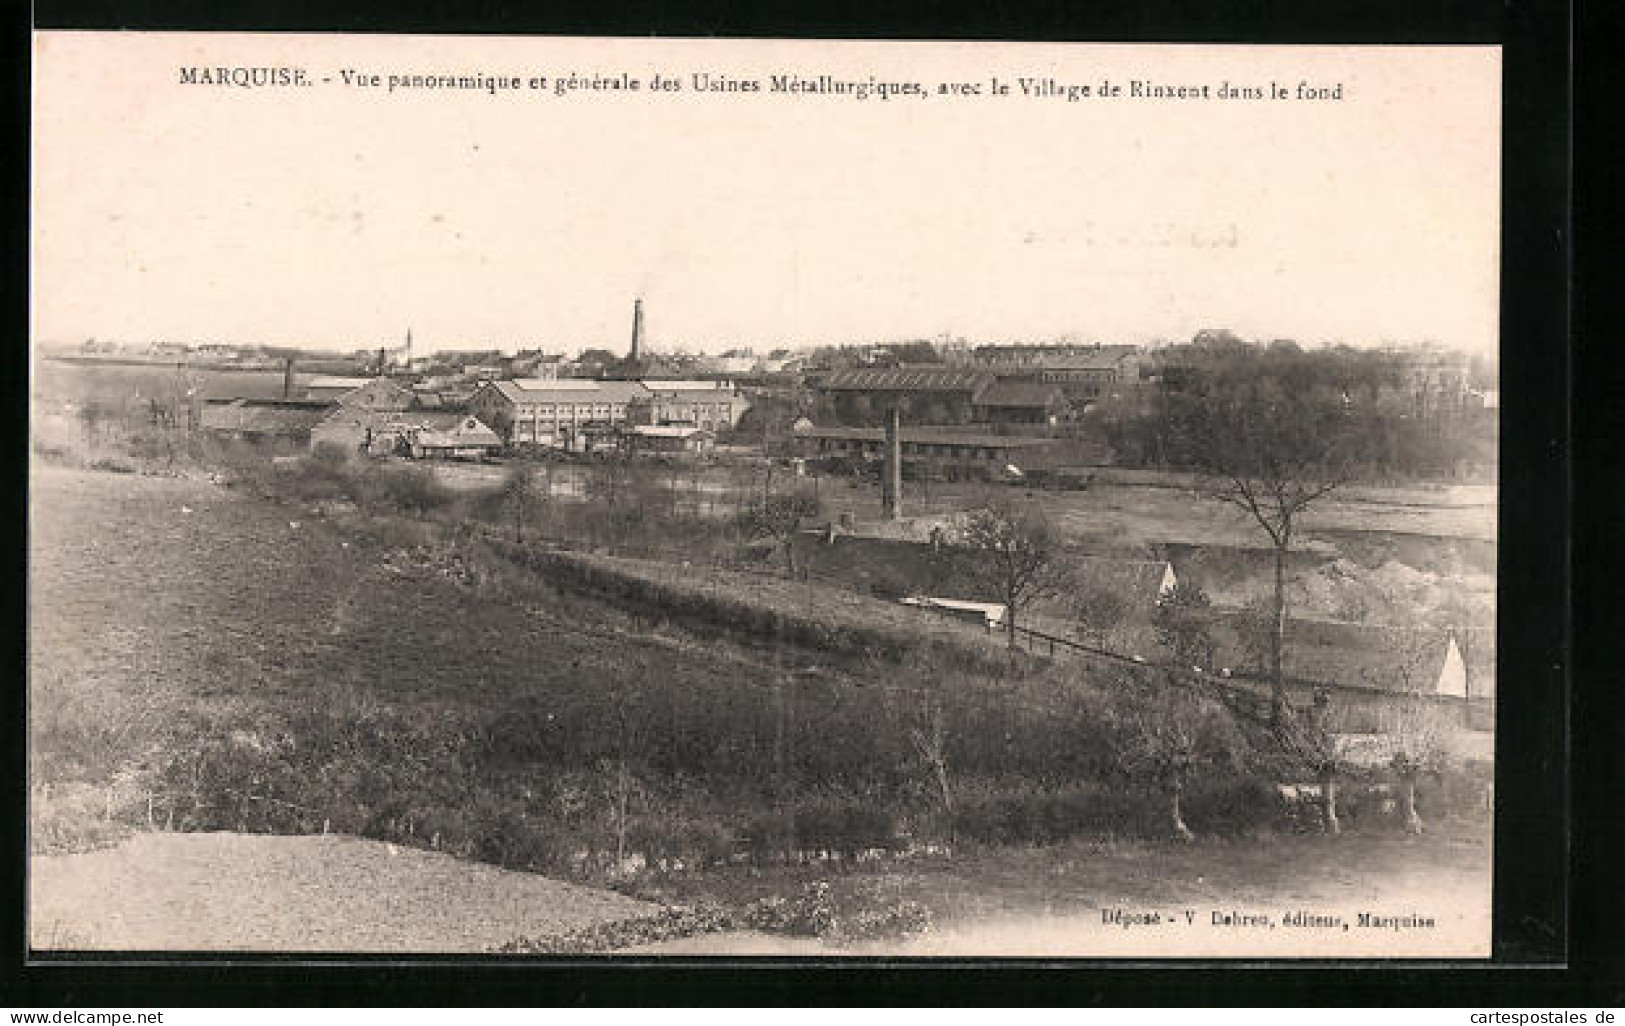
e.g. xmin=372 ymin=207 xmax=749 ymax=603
xmin=29 ymin=379 xmax=1492 ymax=948
xmin=32 ymin=455 xmax=1489 ymax=891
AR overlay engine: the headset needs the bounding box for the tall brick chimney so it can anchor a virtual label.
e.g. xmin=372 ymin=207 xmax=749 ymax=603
xmin=282 ymin=357 xmax=295 ymax=399
xmin=882 ymin=405 xmax=902 ymax=521
xmin=629 ymin=298 xmax=645 ymax=363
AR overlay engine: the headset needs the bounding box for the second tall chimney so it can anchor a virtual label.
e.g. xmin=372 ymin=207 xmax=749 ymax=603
xmin=882 ymin=405 xmax=902 ymax=521
xmin=629 ymin=298 xmax=645 ymax=363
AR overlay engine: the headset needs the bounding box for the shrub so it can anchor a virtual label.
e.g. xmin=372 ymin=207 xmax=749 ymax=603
xmin=498 ymin=904 xmax=734 ymax=954
xmin=363 ymin=464 xmax=455 ymax=513
xmin=1419 ymin=759 xmax=1494 ymax=822
xmin=29 ymin=783 xmax=134 ymax=855
xmin=1180 ymin=777 xmax=1282 ymax=836
xmin=741 ymin=882 xmax=838 ymax=937
xmin=741 ymin=809 xmax=797 ymax=865
xmin=311 ymin=441 xmax=352 ymax=465
xmin=793 ymin=798 xmax=900 ymax=860
xmin=951 ymin=784 xmax=1155 ymax=847
xmin=830 ymin=893 xmax=933 ymax=945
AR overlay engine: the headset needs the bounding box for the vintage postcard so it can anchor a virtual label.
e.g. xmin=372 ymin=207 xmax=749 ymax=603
xmin=29 ymin=33 xmax=1499 ymax=957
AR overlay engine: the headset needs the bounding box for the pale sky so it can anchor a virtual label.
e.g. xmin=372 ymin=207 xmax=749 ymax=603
xmin=32 ymin=35 xmax=1501 ymax=355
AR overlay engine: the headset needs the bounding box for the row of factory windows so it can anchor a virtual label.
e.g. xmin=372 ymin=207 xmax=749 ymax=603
xmin=811 ymin=438 xmax=1017 ymax=461
xmin=508 ymin=402 xmax=736 ymax=417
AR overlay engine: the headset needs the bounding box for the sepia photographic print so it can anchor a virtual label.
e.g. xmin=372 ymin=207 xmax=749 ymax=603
xmin=29 ymin=33 xmax=1502 ymax=958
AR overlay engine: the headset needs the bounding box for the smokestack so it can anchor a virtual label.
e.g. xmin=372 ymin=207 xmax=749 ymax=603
xmin=377 ymin=347 xmax=386 ymax=377
xmin=629 ymin=298 xmax=645 ymax=363
xmin=283 ymin=357 xmax=295 ymax=399
xmin=882 ymin=405 xmax=902 ymax=521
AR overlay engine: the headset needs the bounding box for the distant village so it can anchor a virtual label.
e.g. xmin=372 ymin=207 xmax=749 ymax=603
xmin=43 ymin=300 xmax=1499 ymax=484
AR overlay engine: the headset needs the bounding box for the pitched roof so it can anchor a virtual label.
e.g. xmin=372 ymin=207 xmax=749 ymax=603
xmin=636 ymin=379 xmax=739 ymax=393
xmin=588 ymin=380 xmax=651 ymax=403
xmin=629 ymin=425 xmax=713 ymax=438
xmin=974 ymin=381 xmax=1068 ymax=408
xmin=796 ymin=426 xmax=1059 ymax=448
xmin=336 ymin=378 xmax=417 ymax=409
xmin=1199 ymin=612 xmax=1494 ymax=697
xmin=979 ymin=345 xmax=1140 ymax=371
xmin=305 ymin=376 xmax=371 ymax=390
xmin=318 ymin=409 xmax=496 ymax=432
xmin=512 ymin=378 xmax=601 ymax=391
xmin=1074 ymin=558 xmax=1176 ymax=605
xmin=200 ymin=399 xmax=334 ymax=435
xmin=476 ymin=379 xmax=650 ymax=405
xmin=819 ymin=366 xmax=995 ymax=392
xmin=411 ymin=416 xmax=503 ymax=448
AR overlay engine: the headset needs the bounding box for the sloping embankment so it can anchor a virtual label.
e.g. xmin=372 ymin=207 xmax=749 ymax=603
xmin=489 ymin=539 xmax=1027 ymax=671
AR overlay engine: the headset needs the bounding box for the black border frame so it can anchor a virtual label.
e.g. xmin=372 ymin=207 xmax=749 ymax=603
xmin=8 ymin=0 xmax=1583 ymax=1006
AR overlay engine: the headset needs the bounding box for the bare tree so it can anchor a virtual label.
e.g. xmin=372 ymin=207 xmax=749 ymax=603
xmin=498 ymin=466 xmax=539 ymax=545
xmin=906 ymin=693 xmax=955 ymax=836
xmin=1364 ymin=635 xmax=1458 ymax=833
xmin=1111 ymin=681 xmax=1246 ymax=842
xmin=1179 ymin=378 xmax=1354 ymax=720
xmin=1376 ymin=700 xmax=1453 ymax=834
xmin=1273 ymin=688 xmax=1351 ymax=835
xmin=1071 ymin=578 xmax=1132 ymax=651
xmin=77 ymin=399 xmax=114 ymax=448
xmin=961 ymin=501 xmax=1067 ymax=648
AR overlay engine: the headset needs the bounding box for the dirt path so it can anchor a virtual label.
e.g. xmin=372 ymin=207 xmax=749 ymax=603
xmin=624 ymin=825 xmax=1493 ymax=958
xmin=30 ymin=832 xmax=658 ymax=952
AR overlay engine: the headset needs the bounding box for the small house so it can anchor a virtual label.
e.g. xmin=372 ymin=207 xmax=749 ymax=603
xmin=199 ymin=399 xmax=336 ymax=453
xmin=971 ymin=381 xmax=1070 ymax=427
xmin=624 ymin=424 xmax=715 ymax=455
xmin=404 ymin=414 xmax=504 ymax=459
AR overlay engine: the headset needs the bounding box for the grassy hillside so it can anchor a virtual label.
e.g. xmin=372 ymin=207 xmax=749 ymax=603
xmin=28 ymin=464 xmax=1178 ymax=871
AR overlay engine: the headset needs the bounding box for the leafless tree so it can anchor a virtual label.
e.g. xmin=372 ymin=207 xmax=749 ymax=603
xmin=1273 ymin=688 xmax=1352 ymax=835
xmin=1364 ymin=636 xmax=1458 ymax=833
xmin=498 ymin=466 xmax=539 ymax=545
xmin=1182 ymin=378 xmax=1354 ymax=720
xmin=1375 ymin=700 xmax=1453 ymax=834
xmin=1071 ymin=578 xmax=1132 ymax=651
xmin=1111 ymin=681 xmax=1245 ymax=842
xmin=906 ymin=693 xmax=955 ymax=835
xmin=961 ymin=501 xmax=1067 ymax=648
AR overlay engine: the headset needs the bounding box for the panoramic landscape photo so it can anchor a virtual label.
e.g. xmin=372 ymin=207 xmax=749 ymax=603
xmin=29 ymin=35 xmax=1500 ymax=956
